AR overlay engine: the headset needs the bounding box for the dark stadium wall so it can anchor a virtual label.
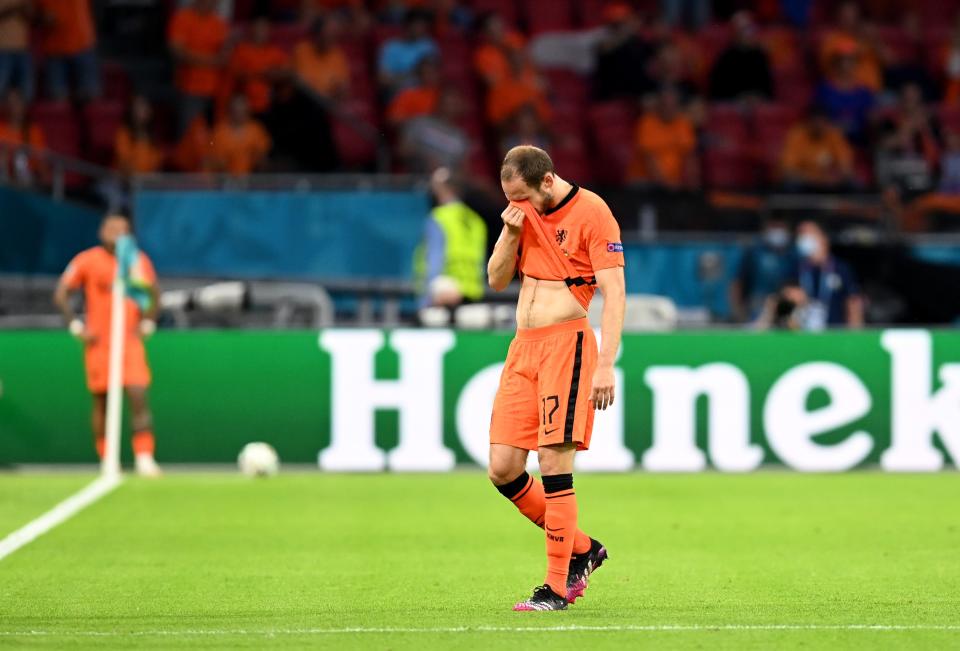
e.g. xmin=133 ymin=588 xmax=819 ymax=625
xmin=1 ymin=329 xmax=958 ymax=471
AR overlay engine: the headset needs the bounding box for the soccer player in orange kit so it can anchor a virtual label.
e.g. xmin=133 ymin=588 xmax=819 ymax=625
xmin=488 ymin=146 xmax=626 ymax=611
xmin=53 ymin=214 xmax=162 ymax=477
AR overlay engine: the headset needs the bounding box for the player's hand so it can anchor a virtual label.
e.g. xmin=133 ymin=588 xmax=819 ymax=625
xmin=501 ymin=205 xmax=525 ymax=235
xmin=140 ymin=319 xmax=156 ymax=338
xmin=69 ymin=319 xmax=97 ymax=345
xmin=589 ymin=364 xmax=615 ymax=411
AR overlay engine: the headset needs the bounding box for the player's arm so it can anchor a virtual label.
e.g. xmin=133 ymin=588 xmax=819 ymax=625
xmin=487 ymin=206 xmax=524 ymax=291
xmin=53 ymin=274 xmax=94 ymax=343
xmin=590 ymin=266 xmax=625 ymax=411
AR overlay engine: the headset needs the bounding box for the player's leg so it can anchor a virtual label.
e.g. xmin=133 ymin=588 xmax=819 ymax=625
xmin=125 ymin=385 xmax=161 ymax=477
xmin=537 ymin=442 xmax=578 ymax=600
xmin=537 ymin=324 xmax=606 ymax=604
xmin=91 ymin=393 xmax=106 ymax=458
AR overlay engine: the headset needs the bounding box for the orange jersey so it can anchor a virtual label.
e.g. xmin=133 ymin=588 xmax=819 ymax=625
xmin=517 ymin=186 xmax=624 ymax=306
xmin=168 ymin=8 xmax=229 ymax=97
xmin=35 ymin=0 xmax=96 ymax=55
xmin=61 ymin=246 xmax=157 ymax=340
xmin=226 ymin=42 xmax=290 ymax=114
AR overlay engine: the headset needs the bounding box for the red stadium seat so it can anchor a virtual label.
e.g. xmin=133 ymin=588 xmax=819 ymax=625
xmin=543 ymin=69 xmax=588 ymax=107
xmin=269 ymin=24 xmax=308 ymax=50
xmin=101 ymin=61 xmax=131 ymax=102
xmin=587 ymin=102 xmax=635 ymax=185
xmin=938 ymin=104 xmax=960 ymax=134
xmin=524 ymin=0 xmax=575 ymax=34
xmin=705 ymin=103 xmax=748 ymax=148
xmin=332 ymin=100 xmax=379 ymax=169
xmin=470 ymin=0 xmax=518 ymax=25
xmin=30 ymin=102 xmax=80 ymax=158
xmin=83 ymin=100 xmax=125 ymax=165
xmin=704 ymin=148 xmax=755 ymax=191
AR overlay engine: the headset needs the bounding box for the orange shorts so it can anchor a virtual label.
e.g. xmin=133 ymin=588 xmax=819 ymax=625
xmin=490 ymin=317 xmax=597 ymax=452
xmin=84 ymin=336 xmax=152 ymax=394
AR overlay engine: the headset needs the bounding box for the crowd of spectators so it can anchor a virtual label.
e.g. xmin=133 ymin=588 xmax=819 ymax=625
xmin=3 ymin=0 xmax=960 ymax=228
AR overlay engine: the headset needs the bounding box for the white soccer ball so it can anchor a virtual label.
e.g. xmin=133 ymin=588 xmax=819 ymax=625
xmin=237 ymin=442 xmax=280 ymax=477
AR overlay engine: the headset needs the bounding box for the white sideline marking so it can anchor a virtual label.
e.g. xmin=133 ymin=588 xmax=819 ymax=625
xmin=0 ymin=475 xmax=121 ymax=561
xmin=0 ymin=624 xmax=958 ymax=637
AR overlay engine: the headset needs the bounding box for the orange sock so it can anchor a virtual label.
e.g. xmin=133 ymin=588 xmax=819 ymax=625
xmin=495 ymin=471 xmax=591 ymax=555
xmin=542 ymin=473 xmax=577 ymax=598
xmin=132 ymin=430 xmax=155 ymax=456
xmin=94 ymin=437 xmax=105 ymax=459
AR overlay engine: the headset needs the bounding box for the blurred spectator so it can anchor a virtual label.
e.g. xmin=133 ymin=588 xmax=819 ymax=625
xmin=34 ymin=0 xmax=100 ymax=102
xmin=387 ymin=56 xmax=439 ymax=126
xmin=485 ymin=49 xmax=549 ymax=129
xmin=646 ymin=42 xmax=702 ymax=120
xmin=661 ymin=0 xmax=709 ymax=30
xmin=940 ymin=131 xmax=960 ymax=194
xmin=171 ymin=114 xmax=213 ymax=172
xmin=223 ymin=18 xmax=290 ymax=118
xmin=0 ymin=88 xmax=46 ymax=184
xmin=729 ymin=217 xmax=797 ymax=323
xmin=299 ymin=0 xmax=371 ymax=35
xmin=430 ymin=0 xmax=472 ymax=35
xmin=377 ymin=8 xmax=438 ymax=96
xmin=708 ymin=11 xmax=773 ymax=102
xmin=883 ymin=12 xmax=934 ymax=100
xmin=209 ymin=94 xmax=272 ymax=175
xmin=0 ymin=0 xmax=33 ymax=102
xmin=592 ymin=2 xmax=655 ymax=101
xmin=942 ymin=16 xmax=960 ymax=105
xmin=780 ymin=107 xmax=855 ymax=190
xmin=818 ymin=1 xmax=883 ymax=92
xmin=781 ymin=221 xmax=864 ymax=330
xmin=168 ymin=0 xmax=230 ymax=134
xmin=415 ymin=167 xmax=487 ymax=309
xmin=114 ymin=95 xmax=164 ymax=176
xmin=875 ymin=83 xmax=941 ymax=194
xmin=499 ymin=105 xmax=550 ymax=154
xmin=293 ymin=15 xmax=350 ymax=101
xmin=628 ymin=86 xmax=699 ymax=190
xmin=473 ymin=11 xmax=524 ymax=87
xmin=399 ymin=86 xmax=468 ymax=174
xmin=814 ymin=51 xmax=875 ymax=143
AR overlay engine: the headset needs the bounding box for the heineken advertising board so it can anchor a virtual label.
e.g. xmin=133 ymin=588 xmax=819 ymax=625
xmin=1 ymin=330 xmax=958 ymax=471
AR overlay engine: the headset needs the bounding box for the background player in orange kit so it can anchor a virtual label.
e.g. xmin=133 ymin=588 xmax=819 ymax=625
xmin=53 ymin=213 xmax=163 ymax=477
xmin=487 ymin=146 xmax=626 ymax=611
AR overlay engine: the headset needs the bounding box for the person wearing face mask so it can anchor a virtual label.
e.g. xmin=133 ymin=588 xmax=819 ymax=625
xmin=729 ymin=218 xmax=797 ymax=323
xmin=786 ymin=220 xmax=864 ymax=331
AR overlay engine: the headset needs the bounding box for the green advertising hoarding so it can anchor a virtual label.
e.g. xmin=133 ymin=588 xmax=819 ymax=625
xmin=1 ymin=330 xmax=958 ymax=471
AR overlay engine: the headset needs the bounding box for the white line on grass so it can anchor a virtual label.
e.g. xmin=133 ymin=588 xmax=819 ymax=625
xmin=1 ymin=625 xmax=959 ymax=637
xmin=0 ymin=475 xmax=121 ymax=562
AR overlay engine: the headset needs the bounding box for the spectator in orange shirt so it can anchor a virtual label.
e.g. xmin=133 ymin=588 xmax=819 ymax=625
xmin=818 ymin=1 xmax=885 ymax=93
xmin=0 ymin=88 xmax=47 ymax=185
xmin=34 ymin=0 xmax=100 ymax=101
xmin=168 ymin=0 xmax=231 ymax=134
xmin=387 ymin=56 xmax=439 ymax=126
xmin=0 ymin=0 xmax=34 ymax=102
xmin=780 ymin=107 xmax=855 ymax=190
xmin=114 ymin=95 xmax=164 ymax=177
xmin=222 ymin=18 xmax=290 ymax=118
xmin=210 ymin=94 xmax=272 ymax=175
xmin=293 ymin=15 xmax=350 ymax=100
xmin=485 ymin=49 xmax=550 ymax=129
xmin=171 ymin=114 xmax=213 ymax=172
xmin=628 ymin=86 xmax=699 ymax=189
xmin=473 ymin=11 xmax=524 ymax=87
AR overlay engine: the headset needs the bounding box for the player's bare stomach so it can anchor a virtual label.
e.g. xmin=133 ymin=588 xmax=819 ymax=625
xmin=516 ymin=276 xmax=587 ymax=329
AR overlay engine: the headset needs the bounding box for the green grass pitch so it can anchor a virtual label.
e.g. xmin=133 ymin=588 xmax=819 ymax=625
xmin=0 ymin=472 xmax=959 ymax=649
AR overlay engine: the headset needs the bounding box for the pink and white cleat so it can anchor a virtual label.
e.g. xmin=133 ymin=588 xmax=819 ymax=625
xmin=513 ymin=585 xmax=568 ymax=611
xmin=566 ymin=538 xmax=608 ymax=603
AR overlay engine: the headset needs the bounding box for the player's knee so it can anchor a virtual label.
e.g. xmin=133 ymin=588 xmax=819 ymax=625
xmin=487 ymin=463 xmax=519 ymax=486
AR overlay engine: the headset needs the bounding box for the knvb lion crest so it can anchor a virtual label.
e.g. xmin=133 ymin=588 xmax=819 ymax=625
xmin=556 ymin=228 xmax=567 ymax=245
